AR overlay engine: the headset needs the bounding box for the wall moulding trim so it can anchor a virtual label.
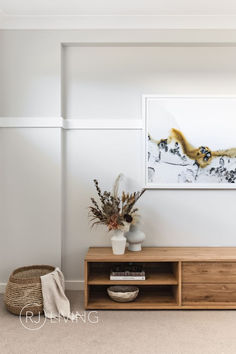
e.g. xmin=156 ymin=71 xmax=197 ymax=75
xmin=0 ymin=117 xmax=63 ymax=128
xmin=2 ymin=15 xmax=236 ymax=30
xmin=63 ymin=119 xmax=143 ymax=130
xmin=62 ymin=42 xmax=236 ymax=47
xmin=0 ymin=117 xmax=143 ymax=130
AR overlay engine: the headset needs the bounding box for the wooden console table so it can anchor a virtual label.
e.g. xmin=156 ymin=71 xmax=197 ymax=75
xmin=84 ymin=247 xmax=236 ymax=309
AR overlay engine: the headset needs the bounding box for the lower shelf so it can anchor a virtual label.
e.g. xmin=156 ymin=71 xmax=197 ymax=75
xmin=86 ymin=285 xmax=179 ymax=309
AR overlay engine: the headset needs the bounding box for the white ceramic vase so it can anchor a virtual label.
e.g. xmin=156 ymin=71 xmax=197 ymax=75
xmin=111 ymin=230 xmax=126 ymax=255
xmin=125 ymin=224 xmax=145 ymax=252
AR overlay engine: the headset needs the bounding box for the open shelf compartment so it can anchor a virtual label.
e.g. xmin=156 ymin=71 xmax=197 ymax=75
xmin=88 ymin=262 xmax=179 ymax=286
xmin=87 ymin=285 xmax=179 ymax=309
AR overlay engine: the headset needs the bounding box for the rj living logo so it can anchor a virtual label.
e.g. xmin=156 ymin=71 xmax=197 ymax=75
xmin=19 ymin=303 xmax=99 ymax=331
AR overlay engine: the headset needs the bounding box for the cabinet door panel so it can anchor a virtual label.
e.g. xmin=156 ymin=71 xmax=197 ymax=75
xmin=182 ymin=284 xmax=236 ymax=304
xmin=183 ymin=262 xmax=236 ymax=283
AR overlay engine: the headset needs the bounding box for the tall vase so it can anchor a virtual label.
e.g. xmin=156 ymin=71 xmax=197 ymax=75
xmin=125 ymin=224 xmax=145 ymax=252
xmin=111 ymin=230 xmax=126 ymax=255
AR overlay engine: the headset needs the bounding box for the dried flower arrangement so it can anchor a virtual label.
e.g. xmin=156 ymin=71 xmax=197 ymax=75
xmin=89 ymin=175 xmax=145 ymax=232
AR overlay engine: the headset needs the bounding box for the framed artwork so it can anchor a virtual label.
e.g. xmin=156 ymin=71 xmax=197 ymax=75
xmin=144 ymin=95 xmax=236 ymax=189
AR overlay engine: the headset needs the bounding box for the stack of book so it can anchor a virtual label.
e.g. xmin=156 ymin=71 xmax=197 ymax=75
xmin=110 ymin=263 xmax=145 ymax=280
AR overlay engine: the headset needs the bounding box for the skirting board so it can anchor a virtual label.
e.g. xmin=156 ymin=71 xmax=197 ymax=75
xmin=0 ymin=281 xmax=84 ymax=294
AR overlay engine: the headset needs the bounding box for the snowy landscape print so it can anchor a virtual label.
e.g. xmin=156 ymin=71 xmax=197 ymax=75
xmin=145 ymin=97 xmax=236 ymax=188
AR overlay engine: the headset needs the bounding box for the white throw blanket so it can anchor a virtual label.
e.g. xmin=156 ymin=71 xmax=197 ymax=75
xmin=41 ymin=267 xmax=77 ymax=320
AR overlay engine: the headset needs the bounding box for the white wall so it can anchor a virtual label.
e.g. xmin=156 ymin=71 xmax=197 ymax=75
xmin=0 ymin=30 xmax=60 ymax=117
xmin=0 ymin=128 xmax=61 ymax=284
xmin=1 ymin=30 xmax=236 ymax=289
xmin=64 ymin=45 xmax=236 ymax=120
xmin=0 ymin=30 xmax=62 ymax=288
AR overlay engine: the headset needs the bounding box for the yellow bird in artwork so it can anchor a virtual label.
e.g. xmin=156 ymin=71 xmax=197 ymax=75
xmin=149 ymin=128 xmax=236 ymax=168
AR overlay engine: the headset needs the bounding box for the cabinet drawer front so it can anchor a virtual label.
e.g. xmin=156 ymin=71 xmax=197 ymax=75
xmin=182 ymin=262 xmax=236 ymax=283
xmin=182 ymin=284 xmax=236 ymax=303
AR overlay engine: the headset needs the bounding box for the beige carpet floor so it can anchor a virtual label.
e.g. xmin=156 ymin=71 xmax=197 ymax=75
xmin=1 ymin=291 xmax=236 ymax=354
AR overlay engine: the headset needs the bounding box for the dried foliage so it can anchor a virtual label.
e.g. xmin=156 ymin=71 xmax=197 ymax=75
xmin=89 ymin=177 xmax=145 ymax=231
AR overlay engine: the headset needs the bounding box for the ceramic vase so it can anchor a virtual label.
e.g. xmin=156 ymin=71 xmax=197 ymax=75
xmin=125 ymin=224 xmax=145 ymax=252
xmin=111 ymin=230 xmax=126 ymax=255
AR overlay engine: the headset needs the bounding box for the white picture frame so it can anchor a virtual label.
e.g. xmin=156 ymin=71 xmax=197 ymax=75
xmin=143 ymin=95 xmax=236 ymax=189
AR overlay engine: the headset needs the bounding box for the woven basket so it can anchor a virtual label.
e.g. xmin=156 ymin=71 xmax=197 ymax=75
xmin=4 ymin=265 xmax=55 ymax=315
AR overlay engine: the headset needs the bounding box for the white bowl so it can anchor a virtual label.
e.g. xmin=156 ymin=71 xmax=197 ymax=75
xmin=107 ymin=286 xmax=139 ymax=303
